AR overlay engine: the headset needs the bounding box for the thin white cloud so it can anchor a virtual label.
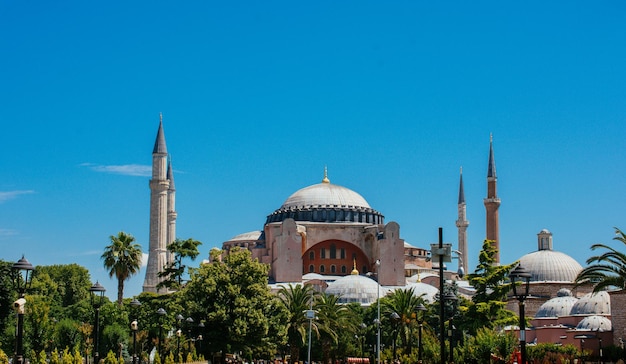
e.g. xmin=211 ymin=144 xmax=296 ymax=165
xmin=81 ymin=163 xmax=151 ymax=177
xmin=142 ymin=253 xmax=149 ymax=267
xmin=0 ymin=228 xmax=18 ymax=237
xmin=0 ymin=190 xmax=35 ymax=203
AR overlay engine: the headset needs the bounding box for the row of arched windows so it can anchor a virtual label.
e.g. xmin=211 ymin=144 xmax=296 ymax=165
xmin=309 ymin=264 xmax=348 ymax=274
xmin=309 ymin=245 xmax=352 ymax=260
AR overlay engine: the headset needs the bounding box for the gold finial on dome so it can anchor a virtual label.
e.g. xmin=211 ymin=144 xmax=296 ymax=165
xmin=351 ymin=259 xmax=359 ymax=275
xmin=322 ymin=166 xmax=330 ymax=183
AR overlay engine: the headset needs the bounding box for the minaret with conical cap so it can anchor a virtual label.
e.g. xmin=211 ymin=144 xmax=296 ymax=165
xmin=455 ymin=167 xmax=469 ymax=274
xmin=166 ymin=157 xmax=177 ymax=265
xmin=143 ymin=114 xmax=174 ymax=293
xmin=483 ymin=134 xmax=501 ymax=264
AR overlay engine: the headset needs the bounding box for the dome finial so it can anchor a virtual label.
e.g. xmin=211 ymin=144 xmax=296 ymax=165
xmin=322 ymin=166 xmax=330 ymax=183
xmin=351 ymin=259 xmax=359 ymax=275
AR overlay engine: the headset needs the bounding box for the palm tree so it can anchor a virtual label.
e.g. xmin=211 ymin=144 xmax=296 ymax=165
xmin=575 ymin=227 xmax=626 ymax=292
xmin=277 ymin=284 xmax=318 ymax=363
xmin=315 ymin=292 xmax=357 ymax=363
xmin=101 ymin=231 xmax=142 ymax=305
xmin=381 ymin=287 xmax=427 ymax=357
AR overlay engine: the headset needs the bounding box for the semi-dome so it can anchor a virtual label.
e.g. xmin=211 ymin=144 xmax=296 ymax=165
xmin=575 ymin=315 xmax=612 ymax=331
xmin=326 ymin=274 xmax=385 ymax=305
xmin=570 ymin=291 xmax=611 ymax=316
xmin=266 ymin=170 xmax=384 ymax=224
xmin=535 ymin=293 xmax=578 ymax=318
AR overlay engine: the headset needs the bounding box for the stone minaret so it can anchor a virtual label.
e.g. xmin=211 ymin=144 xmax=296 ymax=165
xmin=143 ymin=114 xmax=175 ymax=293
xmin=166 ymin=158 xmax=177 ymax=265
xmin=455 ymin=167 xmax=469 ymax=274
xmin=483 ymin=134 xmax=501 ymax=264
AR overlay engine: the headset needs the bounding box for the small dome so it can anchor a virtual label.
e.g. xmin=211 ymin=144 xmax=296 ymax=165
xmin=570 ymin=291 xmax=611 ymax=316
xmin=535 ymin=295 xmax=578 ymax=318
xmin=326 ymin=275 xmax=385 ymax=305
xmin=404 ymin=282 xmax=439 ymax=303
xmin=575 ymin=315 xmax=612 ymax=331
xmin=519 ymin=250 xmax=583 ymax=282
xmin=228 ymin=231 xmax=262 ymax=241
xmin=557 ymin=288 xmax=574 ymax=297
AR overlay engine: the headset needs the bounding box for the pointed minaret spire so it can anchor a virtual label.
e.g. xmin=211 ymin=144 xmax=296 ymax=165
xmin=487 ymin=133 xmax=496 ymax=179
xmin=153 ymin=114 xmax=167 ymax=154
xmin=456 ymin=167 xmax=469 ymax=274
xmin=167 ymin=156 xmax=175 ymax=191
xmin=322 ymin=166 xmax=330 ymax=183
xmin=484 ymin=134 xmax=501 ymax=264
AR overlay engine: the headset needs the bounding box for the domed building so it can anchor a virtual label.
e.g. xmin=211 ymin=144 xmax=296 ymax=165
xmin=221 ymin=169 xmax=406 ymax=287
xmin=507 ymin=229 xmax=591 ymax=317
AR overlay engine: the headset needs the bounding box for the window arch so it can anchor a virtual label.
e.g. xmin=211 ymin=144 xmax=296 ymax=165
xmin=309 ymin=265 xmax=315 ymax=273
xmin=320 ymin=265 xmax=326 ymax=273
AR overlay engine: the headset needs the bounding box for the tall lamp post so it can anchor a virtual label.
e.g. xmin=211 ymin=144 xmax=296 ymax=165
xmin=306 ymin=293 xmax=315 ymax=364
xmin=509 ymin=264 xmax=531 ymax=364
xmin=390 ymin=312 xmax=401 ymax=361
xmin=444 ymin=292 xmax=458 ymax=364
xmin=185 ymin=317 xmax=194 ymax=359
xmin=176 ymin=314 xmax=184 ymax=362
xmin=375 ymin=259 xmax=381 ymax=364
xmin=12 ymin=256 xmax=34 ymax=364
xmin=130 ymin=299 xmax=141 ymax=364
xmin=89 ymin=282 xmax=106 ymax=364
xmin=415 ymin=304 xmax=427 ymax=364
xmin=156 ymin=308 xmax=167 ymax=359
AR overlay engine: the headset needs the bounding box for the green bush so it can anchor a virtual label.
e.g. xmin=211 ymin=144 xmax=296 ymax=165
xmin=0 ymin=349 xmax=9 ymax=364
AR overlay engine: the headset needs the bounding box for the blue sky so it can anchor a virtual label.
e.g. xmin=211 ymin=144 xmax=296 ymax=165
xmin=1 ymin=1 xmax=625 ymax=299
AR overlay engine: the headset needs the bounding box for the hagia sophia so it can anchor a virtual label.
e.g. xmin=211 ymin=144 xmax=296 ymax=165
xmin=142 ymin=116 xmax=626 ymax=356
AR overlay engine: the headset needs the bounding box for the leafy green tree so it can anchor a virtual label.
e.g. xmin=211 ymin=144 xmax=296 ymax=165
xmin=575 ymin=227 xmax=626 ymax=292
xmin=459 ymin=240 xmax=517 ymax=335
xmin=0 ymin=260 xmax=16 ymax=352
xmin=454 ymin=327 xmax=517 ymax=364
xmin=183 ymin=247 xmax=287 ymax=361
xmin=157 ymin=238 xmax=202 ymax=292
xmin=101 ymin=232 xmax=143 ymax=306
xmin=277 ymin=283 xmax=318 ymax=363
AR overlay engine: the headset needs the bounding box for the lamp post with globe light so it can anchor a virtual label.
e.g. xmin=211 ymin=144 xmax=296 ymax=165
xmin=130 ymin=299 xmax=141 ymax=364
xmin=509 ymin=264 xmax=531 ymax=364
xmin=12 ymin=256 xmax=34 ymax=364
xmin=415 ymin=304 xmax=427 ymax=364
xmin=156 ymin=308 xmax=167 ymax=359
xmin=89 ymin=282 xmax=106 ymax=364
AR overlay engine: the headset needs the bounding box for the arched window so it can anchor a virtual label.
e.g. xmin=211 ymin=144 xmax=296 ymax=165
xmin=309 ymin=265 xmax=315 ymax=273
xmin=331 ymin=265 xmax=336 ymax=273
xmin=309 ymin=251 xmax=315 ymax=261
xmin=320 ymin=265 xmax=325 ymax=273
xmin=341 ymin=265 xmax=347 ymax=274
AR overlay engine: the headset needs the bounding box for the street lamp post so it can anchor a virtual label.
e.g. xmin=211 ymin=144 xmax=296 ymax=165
xmin=176 ymin=314 xmax=184 ymax=363
xmin=415 ymin=304 xmax=427 ymax=364
xmin=156 ymin=308 xmax=167 ymax=359
xmin=510 ymin=264 xmax=531 ymax=364
xmin=12 ymin=256 xmax=34 ymax=364
xmin=89 ymin=282 xmax=106 ymax=364
xmin=306 ymin=294 xmax=315 ymax=364
xmin=376 ymin=259 xmax=381 ymax=364
xmin=390 ymin=312 xmax=401 ymax=361
xmin=185 ymin=317 xmax=194 ymax=359
xmin=130 ymin=299 xmax=141 ymax=364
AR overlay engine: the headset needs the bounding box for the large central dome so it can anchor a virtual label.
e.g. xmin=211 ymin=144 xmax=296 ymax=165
xmin=266 ymin=170 xmax=383 ymax=224
xmin=281 ymin=181 xmax=371 ymax=210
